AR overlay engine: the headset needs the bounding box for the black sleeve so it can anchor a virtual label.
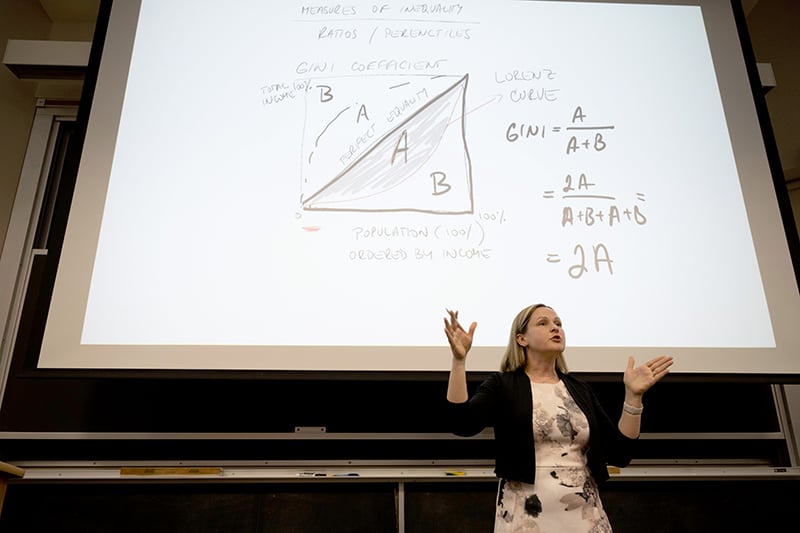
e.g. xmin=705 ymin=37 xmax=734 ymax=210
xmin=445 ymin=372 xmax=500 ymax=437
xmin=591 ymin=387 xmax=637 ymax=468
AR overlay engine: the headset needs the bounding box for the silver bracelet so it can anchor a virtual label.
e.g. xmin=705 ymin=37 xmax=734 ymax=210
xmin=622 ymin=402 xmax=643 ymax=415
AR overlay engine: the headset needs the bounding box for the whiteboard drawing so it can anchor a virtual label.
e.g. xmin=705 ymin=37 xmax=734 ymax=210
xmin=301 ymin=74 xmax=473 ymax=214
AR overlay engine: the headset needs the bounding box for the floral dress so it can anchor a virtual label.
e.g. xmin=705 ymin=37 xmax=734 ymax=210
xmin=494 ymin=380 xmax=613 ymax=533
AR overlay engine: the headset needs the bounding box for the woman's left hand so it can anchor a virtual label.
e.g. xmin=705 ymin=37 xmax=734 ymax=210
xmin=624 ymin=355 xmax=674 ymax=395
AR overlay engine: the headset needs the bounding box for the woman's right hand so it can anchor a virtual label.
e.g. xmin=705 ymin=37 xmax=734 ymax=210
xmin=444 ymin=309 xmax=477 ymax=361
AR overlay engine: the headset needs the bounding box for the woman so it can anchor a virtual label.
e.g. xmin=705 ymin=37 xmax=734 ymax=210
xmin=444 ymin=304 xmax=673 ymax=532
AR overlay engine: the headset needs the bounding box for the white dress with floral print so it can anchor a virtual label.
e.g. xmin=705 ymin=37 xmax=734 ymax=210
xmin=494 ymin=380 xmax=613 ymax=533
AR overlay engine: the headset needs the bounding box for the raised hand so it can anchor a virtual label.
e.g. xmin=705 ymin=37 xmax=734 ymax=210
xmin=624 ymin=355 xmax=674 ymax=395
xmin=443 ymin=309 xmax=477 ymax=361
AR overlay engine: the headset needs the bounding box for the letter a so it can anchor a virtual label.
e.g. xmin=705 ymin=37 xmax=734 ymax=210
xmin=593 ymin=243 xmax=614 ymax=274
xmin=562 ymin=207 xmax=574 ymax=227
xmin=571 ymin=106 xmax=586 ymax=123
xmin=357 ymin=104 xmax=369 ymax=123
xmin=391 ymin=130 xmax=409 ymax=164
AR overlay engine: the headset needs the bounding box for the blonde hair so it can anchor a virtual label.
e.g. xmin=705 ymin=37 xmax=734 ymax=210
xmin=499 ymin=303 xmax=569 ymax=373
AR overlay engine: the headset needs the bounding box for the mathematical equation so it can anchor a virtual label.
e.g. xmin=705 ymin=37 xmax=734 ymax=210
xmin=505 ymin=106 xmax=614 ymax=155
xmin=543 ymin=170 xmax=648 ymax=278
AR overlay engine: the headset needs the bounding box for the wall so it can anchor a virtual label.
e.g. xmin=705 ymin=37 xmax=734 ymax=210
xmin=0 ymin=0 xmax=95 ymax=253
xmin=0 ymin=1 xmax=49 ymax=249
xmin=745 ymin=1 xmax=800 ymax=453
xmin=747 ymin=0 xmax=800 ymax=188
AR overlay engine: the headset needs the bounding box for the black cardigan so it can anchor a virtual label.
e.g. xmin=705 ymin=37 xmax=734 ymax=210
xmin=447 ymin=368 xmax=636 ymax=485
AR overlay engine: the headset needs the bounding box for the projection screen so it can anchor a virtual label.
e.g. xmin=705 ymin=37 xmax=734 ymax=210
xmin=36 ymin=0 xmax=800 ymax=374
